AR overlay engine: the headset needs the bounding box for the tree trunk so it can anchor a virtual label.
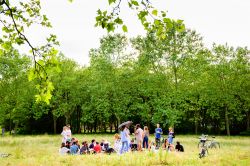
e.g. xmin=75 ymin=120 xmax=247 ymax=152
xmin=53 ymin=115 xmax=57 ymax=134
xmin=110 ymin=123 xmax=112 ymax=133
xmin=65 ymin=114 xmax=70 ymax=125
xmin=9 ymin=111 xmax=12 ymax=135
xmin=115 ymin=120 xmax=119 ymax=133
xmin=195 ymin=120 xmax=198 ymax=135
xmin=247 ymin=111 xmax=250 ymax=131
xmin=84 ymin=123 xmax=86 ymax=133
xmin=225 ymin=106 xmax=230 ymax=136
xmin=194 ymin=111 xmax=199 ymax=135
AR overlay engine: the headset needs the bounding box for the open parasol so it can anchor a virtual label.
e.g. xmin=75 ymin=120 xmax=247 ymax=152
xmin=118 ymin=121 xmax=133 ymax=129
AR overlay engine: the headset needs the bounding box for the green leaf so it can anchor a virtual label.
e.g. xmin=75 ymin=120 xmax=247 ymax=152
xmin=108 ymin=0 xmax=116 ymax=5
xmin=131 ymin=0 xmax=139 ymax=6
xmin=114 ymin=17 xmax=123 ymax=24
xmin=122 ymin=25 xmax=128 ymax=32
xmin=152 ymin=10 xmax=158 ymax=16
xmin=154 ymin=19 xmax=160 ymax=26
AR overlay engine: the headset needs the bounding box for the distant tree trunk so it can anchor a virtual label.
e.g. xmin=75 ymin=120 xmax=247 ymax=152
xmin=115 ymin=120 xmax=119 ymax=133
xmin=90 ymin=126 xmax=93 ymax=133
xmin=194 ymin=111 xmax=199 ymax=134
xmin=65 ymin=114 xmax=70 ymax=125
xmin=110 ymin=123 xmax=112 ymax=133
xmin=9 ymin=111 xmax=12 ymax=135
xmin=225 ymin=106 xmax=230 ymax=136
xmin=94 ymin=123 xmax=97 ymax=133
xmin=247 ymin=111 xmax=250 ymax=131
xmin=195 ymin=121 xmax=198 ymax=135
xmin=53 ymin=115 xmax=57 ymax=134
xmin=83 ymin=123 xmax=86 ymax=133
xmin=104 ymin=123 xmax=107 ymax=133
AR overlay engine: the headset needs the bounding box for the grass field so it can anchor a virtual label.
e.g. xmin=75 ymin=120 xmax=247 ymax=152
xmin=0 ymin=134 xmax=249 ymax=166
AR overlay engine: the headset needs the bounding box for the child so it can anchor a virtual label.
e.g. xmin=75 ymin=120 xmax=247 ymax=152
xmin=168 ymin=127 xmax=175 ymax=144
xmin=66 ymin=124 xmax=72 ymax=140
xmin=149 ymin=141 xmax=157 ymax=152
xmin=59 ymin=143 xmax=69 ymax=155
xmin=89 ymin=139 xmax=96 ymax=149
xmin=61 ymin=126 xmax=68 ymax=143
xmin=70 ymin=141 xmax=79 ymax=155
xmin=130 ymin=138 xmax=137 ymax=151
xmin=80 ymin=141 xmax=89 ymax=154
xmin=93 ymin=142 xmax=102 ymax=153
xmin=114 ymin=134 xmax=121 ymax=153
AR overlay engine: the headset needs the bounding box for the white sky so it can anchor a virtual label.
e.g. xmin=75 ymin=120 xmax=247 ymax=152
xmin=22 ymin=0 xmax=250 ymax=65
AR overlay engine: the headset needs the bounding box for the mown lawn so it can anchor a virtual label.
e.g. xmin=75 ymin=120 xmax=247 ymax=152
xmin=0 ymin=134 xmax=249 ymax=166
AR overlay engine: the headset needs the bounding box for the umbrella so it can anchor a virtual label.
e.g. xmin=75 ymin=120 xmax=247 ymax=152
xmin=118 ymin=121 xmax=133 ymax=129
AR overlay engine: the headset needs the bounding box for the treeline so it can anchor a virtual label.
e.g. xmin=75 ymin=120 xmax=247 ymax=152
xmin=0 ymin=30 xmax=249 ymax=136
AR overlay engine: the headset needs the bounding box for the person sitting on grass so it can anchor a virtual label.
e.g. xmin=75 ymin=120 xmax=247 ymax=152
xmin=70 ymin=141 xmax=79 ymax=155
xmin=162 ymin=139 xmax=169 ymax=150
xmin=167 ymin=143 xmax=175 ymax=152
xmin=130 ymin=138 xmax=137 ymax=151
xmin=59 ymin=142 xmax=69 ymax=155
xmin=89 ymin=139 xmax=96 ymax=150
xmin=80 ymin=141 xmax=89 ymax=154
xmin=175 ymin=141 xmax=184 ymax=152
xmin=162 ymin=139 xmax=174 ymax=152
xmin=103 ymin=140 xmax=115 ymax=154
xmin=93 ymin=142 xmax=102 ymax=154
xmin=65 ymin=140 xmax=71 ymax=149
xmin=75 ymin=139 xmax=80 ymax=149
xmin=100 ymin=139 xmax=105 ymax=149
xmin=149 ymin=141 xmax=157 ymax=152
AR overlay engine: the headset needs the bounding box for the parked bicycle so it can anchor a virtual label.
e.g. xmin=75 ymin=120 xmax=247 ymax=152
xmin=198 ymin=134 xmax=220 ymax=158
xmin=198 ymin=134 xmax=220 ymax=149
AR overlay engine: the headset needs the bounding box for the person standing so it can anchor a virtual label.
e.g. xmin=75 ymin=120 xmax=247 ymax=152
xmin=66 ymin=124 xmax=72 ymax=140
xmin=143 ymin=126 xmax=149 ymax=149
xmin=125 ymin=125 xmax=131 ymax=149
xmin=168 ymin=127 xmax=175 ymax=144
xmin=61 ymin=126 xmax=68 ymax=143
xmin=135 ymin=124 xmax=143 ymax=151
xmin=155 ymin=124 xmax=163 ymax=149
xmin=120 ymin=126 xmax=129 ymax=154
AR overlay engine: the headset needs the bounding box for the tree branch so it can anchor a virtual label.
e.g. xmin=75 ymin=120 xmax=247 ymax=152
xmin=3 ymin=0 xmax=48 ymax=81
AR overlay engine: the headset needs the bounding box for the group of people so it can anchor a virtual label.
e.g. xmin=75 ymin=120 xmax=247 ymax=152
xmin=119 ymin=123 xmax=184 ymax=154
xmin=59 ymin=123 xmax=184 ymax=155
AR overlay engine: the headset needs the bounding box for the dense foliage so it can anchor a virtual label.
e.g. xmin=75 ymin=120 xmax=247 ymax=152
xmin=0 ymin=32 xmax=249 ymax=135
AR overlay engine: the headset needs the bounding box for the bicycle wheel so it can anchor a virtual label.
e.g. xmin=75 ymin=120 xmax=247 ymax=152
xmin=210 ymin=142 xmax=220 ymax=148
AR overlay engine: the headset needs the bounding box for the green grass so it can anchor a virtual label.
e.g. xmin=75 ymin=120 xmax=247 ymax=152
xmin=0 ymin=134 xmax=250 ymax=166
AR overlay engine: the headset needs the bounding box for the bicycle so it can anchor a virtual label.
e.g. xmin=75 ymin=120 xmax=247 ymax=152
xmin=198 ymin=135 xmax=220 ymax=158
xmin=155 ymin=137 xmax=164 ymax=149
xmin=198 ymin=135 xmax=220 ymax=149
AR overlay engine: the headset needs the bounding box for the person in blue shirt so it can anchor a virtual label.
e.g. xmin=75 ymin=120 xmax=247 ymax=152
xmin=155 ymin=124 xmax=162 ymax=148
xmin=120 ymin=125 xmax=129 ymax=154
xmin=168 ymin=127 xmax=175 ymax=144
xmin=70 ymin=141 xmax=79 ymax=155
